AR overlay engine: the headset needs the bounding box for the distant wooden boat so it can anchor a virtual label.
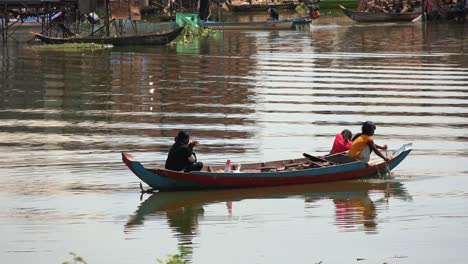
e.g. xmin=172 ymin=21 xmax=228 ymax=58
xmin=140 ymin=6 xmax=163 ymax=15
xmin=9 ymin=17 xmax=41 ymax=25
xmin=33 ymin=26 xmax=184 ymax=46
xmin=226 ymin=1 xmax=299 ymax=12
xmin=122 ymin=143 xmax=412 ymax=191
xmin=8 ymin=11 xmax=62 ymax=26
xmin=339 ymin=5 xmax=421 ymax=22
xmin=200 ymin=18 xmax=311 ymax=30
xmin=318 ymin=0 xmax=358 ymax=10
xmin=159 ymin=15 xmax=176 ymax=22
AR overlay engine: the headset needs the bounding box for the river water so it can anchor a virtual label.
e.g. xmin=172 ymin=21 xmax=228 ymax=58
xmin=1 ymin=13 xmax=468 ymax=264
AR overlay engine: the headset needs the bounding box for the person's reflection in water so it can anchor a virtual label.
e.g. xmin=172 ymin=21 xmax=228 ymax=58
xmin=125 ymin=193 xmax=205 ymax=262
xmin=165 ymin=205 xmax=205 ymax=246
xmin=304 ymin=182 xmax=411 ymax=233
xmin=333 ymin=196 xmax=377 ymax=232
xmin=158 ymin=205 xmax=204 ymax=263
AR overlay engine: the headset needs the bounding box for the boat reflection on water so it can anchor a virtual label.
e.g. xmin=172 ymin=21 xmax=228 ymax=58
xmin=125 ymin=180 xmax=411 ymax=253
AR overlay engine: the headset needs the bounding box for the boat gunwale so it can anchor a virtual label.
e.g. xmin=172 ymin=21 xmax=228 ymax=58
xmin=33 ymin=26 xmax=184 ymax=41
xmin=200 ymin=19 xmax=304 ymax=30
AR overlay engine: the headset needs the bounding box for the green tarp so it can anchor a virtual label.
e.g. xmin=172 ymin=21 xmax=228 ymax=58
xmin=176 ymin=13 xmax=199 ymax=28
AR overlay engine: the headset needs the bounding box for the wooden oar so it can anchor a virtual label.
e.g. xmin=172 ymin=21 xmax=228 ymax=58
xmin=302 ymin=153 xmax=335 ymax=167
xmin=303 ymin=153 xmax=333 ymax=164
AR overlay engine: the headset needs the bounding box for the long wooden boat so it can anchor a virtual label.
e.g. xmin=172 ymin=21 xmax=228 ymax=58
xmin=226 ymin=1 xmax=299 ymax=12
xmin=200 ymin=18 xmax=311 ymax=30
xmin=33 ymin=26 xmax=184 ymax=46
xmin=339 ymin=5 xmax=421 ymax=22
xmin=122 ymin=143 xmax=412 ymax=191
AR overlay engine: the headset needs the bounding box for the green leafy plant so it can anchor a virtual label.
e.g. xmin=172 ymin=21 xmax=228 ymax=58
xmin=296 ymin=3 xmax=310 ymax=16
xmin=175 ymin=24 xmax=217 ymax=44
xmin=60 ymin=246 xmax=192 ymax=264
xmin=157 ymin=245 xmax=192 ymax=264
xmin=62 ymin=252 xmax=88 ymax=264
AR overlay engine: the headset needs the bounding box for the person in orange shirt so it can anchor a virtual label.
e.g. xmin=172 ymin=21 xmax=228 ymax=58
xmin=348 ymin=121 xmax=389 ymax=163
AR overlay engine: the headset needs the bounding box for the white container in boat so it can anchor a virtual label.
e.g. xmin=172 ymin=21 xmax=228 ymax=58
xmin=224 ymin=160 xmax=232 ymax=173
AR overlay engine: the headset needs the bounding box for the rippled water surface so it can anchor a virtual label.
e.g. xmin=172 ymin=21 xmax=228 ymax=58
xmin=1 ymin=15 xmax=468 ymax=264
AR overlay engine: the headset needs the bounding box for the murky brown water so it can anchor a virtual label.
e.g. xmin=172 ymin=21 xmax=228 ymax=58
xmin=1 ymin=12 xmax=468 ymax=264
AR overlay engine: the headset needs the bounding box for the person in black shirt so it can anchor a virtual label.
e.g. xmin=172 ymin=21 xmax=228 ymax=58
xmin=267 ymin=7 xmax=279 ymax=20
xmin=165 ymin=131 xmax=203 ymax=172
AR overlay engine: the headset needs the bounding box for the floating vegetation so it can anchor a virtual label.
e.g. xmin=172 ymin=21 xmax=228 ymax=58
xmin=157 ymin=246 xmax=192 ymax=264
xmin=60 ymin=247 xmax=191 ymax=264
xmin=28 ymin=43 xmax=113 ymax=50
xmin=62 ymin=252 xmax=88 ymax=264
xmin=172 ymin=24 xmax=219 ymax=45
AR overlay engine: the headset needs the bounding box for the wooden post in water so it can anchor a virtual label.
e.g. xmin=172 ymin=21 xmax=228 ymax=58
xmin=1 ymin=4 xmax=6 ymax=44
xmin=105 ymin=0 xmax=110 ymax=37
xmin=217 ymin=0 xmax=221 ymax=21
xmin=421 ymin=0 xmax=426 ymax=21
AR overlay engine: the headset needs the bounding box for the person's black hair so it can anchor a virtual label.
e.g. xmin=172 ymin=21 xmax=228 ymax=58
xmin=341 ymin=129 xmax=352 ymax=141
xmin=362 ymin=121 xmax=376 ymax=135
xmin=352 ymin=133 xmax=362 ymax=141
xmin=175 ymin=130 xmax=190 ymax=143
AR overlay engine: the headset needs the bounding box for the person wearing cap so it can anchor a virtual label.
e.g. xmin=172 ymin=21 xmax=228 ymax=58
xmin=165 ymin=131 xmax=203 ymax=172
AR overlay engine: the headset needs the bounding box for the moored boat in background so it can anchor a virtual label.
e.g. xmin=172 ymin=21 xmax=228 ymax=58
xmin=339 ymin=5 xmax=422 ymax=22
xmin=226 ymin=1 xmax=299 ymax=12
xmin=33 ymin=25 xmax=184 ymax=46
xmin=317 ymin=0 xmax=358 ymax=10
xmin=200 ymin=17 xmax=311 ymax=30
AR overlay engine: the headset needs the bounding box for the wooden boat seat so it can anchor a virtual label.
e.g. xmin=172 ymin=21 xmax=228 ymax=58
xmin=204 ymin=154 xmax=349 ymax=173
xmin=303 ymin=153 xmax=337 ymax=165
xmin=284 ymin=163 xmax=303 ymax=169
xmin=260 ymin=166 xmax=278 ymax=172
xmin=307 ymin=161 xmax=327 ymax=168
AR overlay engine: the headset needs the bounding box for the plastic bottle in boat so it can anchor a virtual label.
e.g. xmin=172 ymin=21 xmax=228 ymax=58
xmin=224 ymin=160 xmax=232 ymax=173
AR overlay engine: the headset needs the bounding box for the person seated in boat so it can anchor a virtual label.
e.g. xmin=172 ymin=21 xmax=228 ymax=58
xmin=382 ymin=0 xmax=390 ymax=12
xmin=329 ymin=129 xmax=353 ymax=154
xmin=400 ymin=0 xmax=410 ymax=13
xmin=309 ymin=4 xmax=320 ymax=19
xmin=267 ymin=7 xmax=279 ymax=20
xmin=347 ymin=121 xmax=389 ymax=163
xmin=365 ymin=0 xmax=385 ymax=13
xmin=165 ymin=130 xmax=203 ymax=172
xmin=86 ymin=12 xmax=100 ymax=24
